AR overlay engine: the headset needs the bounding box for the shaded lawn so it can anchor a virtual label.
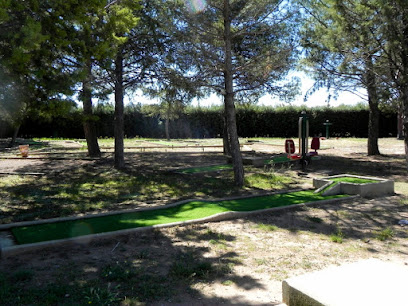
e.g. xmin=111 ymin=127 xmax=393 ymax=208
xmin=0 ymin=156 xmax=299 ymax=223
xmin=176 ymin=164 xmax=233 ymax=174
xmin=12 ymin=191 xmax=346 ymax=245
xmin=0 ymin=168 xmax=238 ymax=222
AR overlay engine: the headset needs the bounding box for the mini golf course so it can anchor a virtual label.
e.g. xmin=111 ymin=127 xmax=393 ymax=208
xmin=314 ymin=174 xmax=394 ymax=197
xmin=318 ymin=177 xmax=378 ymax=193
xmin=10 ymin=190 xmax=347 ymax=246
xmin=1 ymin=175 xmax=394 ymax=257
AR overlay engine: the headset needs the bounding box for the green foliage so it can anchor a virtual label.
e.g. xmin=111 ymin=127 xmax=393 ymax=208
xmin=0 ymin=0 xmax=140 ymax=133
xmin=245 ymin=171 xmax=293 ymax=190
xmin=330 ymin=228 xmax=344 ymax=243
xmin=16 ymin=104 xmax=397 ymax=139
xmin=171 ymin=0 xmax=301 ymax=101
xmin=83 ymin=285 xmax=121 ymax=305
xmin=255 ymin=223 xmax=279 ymax=232
xmin=375 ymin=227 xmax=394 ymax=241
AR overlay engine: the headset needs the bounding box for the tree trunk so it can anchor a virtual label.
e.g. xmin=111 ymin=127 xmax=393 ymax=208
xmin=223 ymin=0 xmax=244 ymax=187
xmin=82 ymin=60 xmax=101 ymax=158
xmin=223 ymin=111 xmax=231 ymax=155
xmin=165 ymin=102 xmax=170 ymax=140
xmin=365 ymin=57 xmax=380 ymax=156
xmin=9 ymin=123 xmax=21 ymax=147
xmin=397 ymin=104 xmax=404 ymax=140
xmin=402 ymin=87 xmax=408 ymax=170
xmin=114 ymin=50 xmax=125 ymax=169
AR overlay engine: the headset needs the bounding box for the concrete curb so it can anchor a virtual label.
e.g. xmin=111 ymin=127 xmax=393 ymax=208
xmin=313 ymin=174 xmax=394 ymax=198
xmin=0 ymin=194 xmax=358 ymax=258
xmin=0 ymin=189 xmax=307 ymax=231
xmin=282 ymin=258 xmax=408 ymax=305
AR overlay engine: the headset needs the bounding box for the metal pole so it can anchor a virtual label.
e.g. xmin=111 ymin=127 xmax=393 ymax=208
xmin=323 ymin=120 xmax=332 ymax=139
xmin=301 ymin=111 xmax=308 ymax=160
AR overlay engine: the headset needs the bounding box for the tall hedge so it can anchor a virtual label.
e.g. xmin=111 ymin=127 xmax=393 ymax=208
xmin=16 ymin=104 xmax=397 ymax=139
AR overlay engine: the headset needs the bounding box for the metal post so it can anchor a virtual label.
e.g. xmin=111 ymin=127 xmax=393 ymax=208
xmin=323 ymin=120 xmax=332 ymax=139
xmin=301 ymin=111 xmax=308 ymax=160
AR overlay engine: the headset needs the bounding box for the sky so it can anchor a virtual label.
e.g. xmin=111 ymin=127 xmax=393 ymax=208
xmin=129 ymin=72 xmax=367 ymax=108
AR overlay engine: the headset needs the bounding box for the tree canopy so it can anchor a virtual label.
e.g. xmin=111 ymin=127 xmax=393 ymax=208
xmin=2 ymin=0 xmax=408 ymax=172
xmin=165 ymin=0 xmax=300 ymax=185
xmin=300 ymin=0 xmax=408 ymax=166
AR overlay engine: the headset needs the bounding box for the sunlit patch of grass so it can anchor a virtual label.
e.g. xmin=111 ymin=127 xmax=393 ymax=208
xmin=255 ymin=223 xmax=278 ymax=232
xmin=330 ymin=228 xmax=344 ymax=243
xmin=399 ymin=197 xmax=408 ymax=206
xmin=209 ymin=239 xmax=228 ymax=250
xmin=222 ymin=280 xmax=234 ymax=286
xmin=245 ymin=171 xmax=293 ymax=190
xmin=254 ymin=258 xmax=269 ymax=266
xmin=344 ymin=244 xmax=362 ymax=253
xmin=203 ymin=229 xmax=227 ymax=240
xmin=301 ymin=259 xmax=313 ymax=270
xmin=336 ymin=210 xmax=352 ymax=219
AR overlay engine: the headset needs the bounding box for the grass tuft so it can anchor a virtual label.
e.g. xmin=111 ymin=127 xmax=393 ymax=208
xmin=245 ymin=171 xmax=293 ymax=190
xmin=83 ymin=285 xmax=121 ymax=305
xmin=170 ymin=252 xmax=213 ymax=281
xmin=255 ymin=223 xmax=278 ymax=232
xmin=330 ymin=228 xmax=344 ymax=243
xmin=375 ymin=227 xmax=394 ymax=241
xmin=222 ymin=280 xmax=234 ymax=286
xmin=101 ymin=261 xmax=136 ymax=281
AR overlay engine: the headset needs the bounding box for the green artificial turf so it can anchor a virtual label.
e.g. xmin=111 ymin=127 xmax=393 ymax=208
xmin=328 ymin=177 xmax=378 ymax=184
xmin=176 ymin=164 xmax=233 ymax=174
xmin=320 ymin=176 xmax=379 ymax=193
xmin=11 ymin=191 xmax=346 ymax=245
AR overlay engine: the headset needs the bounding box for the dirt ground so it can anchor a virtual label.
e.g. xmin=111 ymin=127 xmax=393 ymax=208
xmin=0 ymin=138 xmax=407 ymax=305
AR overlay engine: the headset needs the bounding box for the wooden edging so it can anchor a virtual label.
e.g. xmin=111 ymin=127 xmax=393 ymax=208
xmin=0 ymin=193 xmax=359 ymax=258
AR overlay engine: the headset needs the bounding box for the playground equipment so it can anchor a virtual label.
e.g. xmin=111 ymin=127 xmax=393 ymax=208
xmin=285 ymin=111 xmax=320 ymax=168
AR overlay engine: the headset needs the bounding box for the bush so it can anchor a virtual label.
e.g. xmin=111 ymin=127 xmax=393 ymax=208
xmin=17 ymin=104 xmax=397 ymax=139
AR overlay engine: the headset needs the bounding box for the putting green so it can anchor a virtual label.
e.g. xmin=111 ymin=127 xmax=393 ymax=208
xmin=11 ymin=191 xmax=346 ymax=245
xmin=320 ymin=177 xmax=378 ymax=193
xmin=328 ymin=177 xmax=377 ymax=184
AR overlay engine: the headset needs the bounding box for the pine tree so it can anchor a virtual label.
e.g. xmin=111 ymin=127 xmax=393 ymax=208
xmin=0 ymin=0 xmax=76 ymax=145
xmin=300 ymin=0 xmax=385 ymax=155
xmin=376 ymin=0 xmax=408 ymax=168
xmin=170 ymin=0 xmax=299 ymax=186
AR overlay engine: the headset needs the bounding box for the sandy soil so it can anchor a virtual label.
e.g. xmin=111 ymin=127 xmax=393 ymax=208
xmin=0 ymin=138 xmax=407 ymax=305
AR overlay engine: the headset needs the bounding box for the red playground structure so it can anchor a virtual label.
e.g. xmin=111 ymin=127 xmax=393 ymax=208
xmin=284 ymin=112 xmax=320 ymax=168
